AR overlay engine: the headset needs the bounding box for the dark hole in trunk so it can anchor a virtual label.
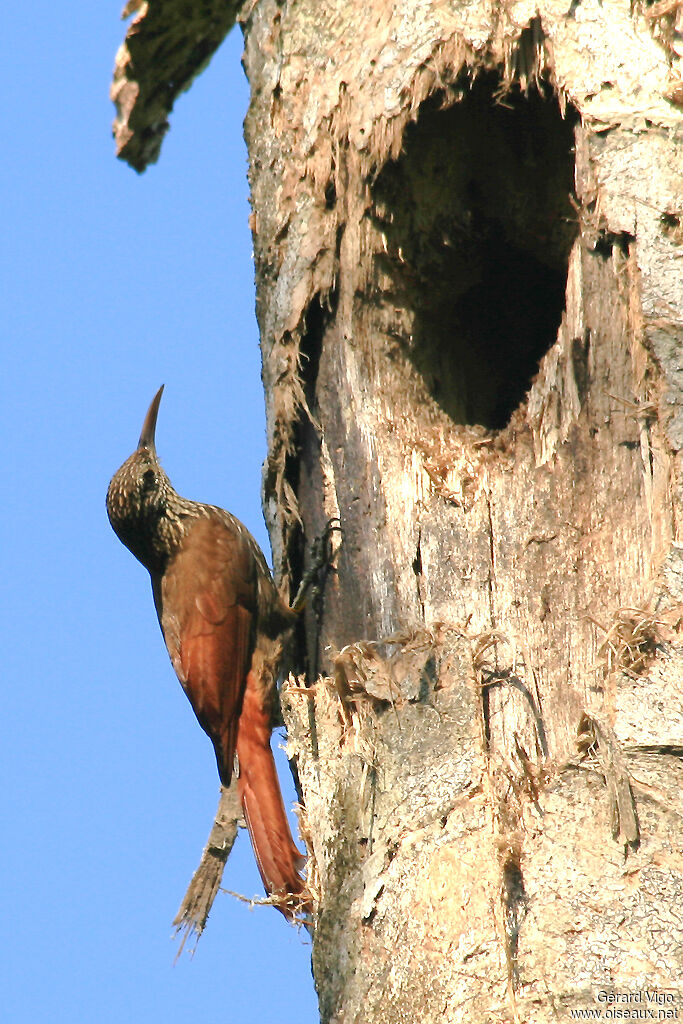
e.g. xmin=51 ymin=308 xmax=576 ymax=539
xmin=371 ymin=72 xmax=579 ymax=428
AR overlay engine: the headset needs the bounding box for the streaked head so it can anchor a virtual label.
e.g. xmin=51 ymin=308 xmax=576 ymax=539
xmin=106 ymin=386 xmax=174 ymax=571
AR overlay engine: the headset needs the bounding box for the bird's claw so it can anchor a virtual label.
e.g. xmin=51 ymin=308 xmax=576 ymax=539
xmin=292 ymin=517 xmax=342 ymax=614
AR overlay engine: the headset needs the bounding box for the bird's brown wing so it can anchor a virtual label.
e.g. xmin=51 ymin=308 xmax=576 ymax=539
xmin=157 ymin=516 xmax=257 ymax=785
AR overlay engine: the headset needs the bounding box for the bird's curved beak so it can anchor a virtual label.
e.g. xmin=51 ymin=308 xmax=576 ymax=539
xmin=138 ymin=385 xmax=165 ymax=451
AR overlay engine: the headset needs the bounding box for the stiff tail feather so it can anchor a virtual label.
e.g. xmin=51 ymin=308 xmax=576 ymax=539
xmin=236 ymin=678 xmax=310 ymax=920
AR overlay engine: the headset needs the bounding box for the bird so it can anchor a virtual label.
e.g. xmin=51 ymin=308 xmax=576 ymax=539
xmin=106 ymin=386 xmax=309 ymax=919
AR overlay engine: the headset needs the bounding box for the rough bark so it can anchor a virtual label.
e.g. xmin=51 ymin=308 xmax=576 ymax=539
xmin=172 ymin=783 xmax=241 ymax=954
xmin=111 ymin=0 xmax=238 ymax=171
xmin=109 ymin=0 xmax=683 ymax=1018
xmin=240 ymin=1 xmax=683 ymax=1021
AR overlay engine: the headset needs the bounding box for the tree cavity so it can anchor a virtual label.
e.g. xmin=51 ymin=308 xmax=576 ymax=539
xmin=371 ymin=72 xmax=579 ymax=429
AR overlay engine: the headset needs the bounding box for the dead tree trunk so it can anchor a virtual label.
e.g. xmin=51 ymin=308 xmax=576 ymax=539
xmin=242 ymin=1 xmax=683 ymax=1021
xmin=111 ymin=0 xmax=683 ymax=1018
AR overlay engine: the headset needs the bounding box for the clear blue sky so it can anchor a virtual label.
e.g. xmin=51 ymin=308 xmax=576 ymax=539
xmin=2 ymin=6 xmax=318 ymax=1022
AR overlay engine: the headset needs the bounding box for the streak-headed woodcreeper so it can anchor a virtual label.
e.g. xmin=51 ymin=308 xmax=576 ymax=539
xmin=106 ymin=386 xmax=308 ymax=918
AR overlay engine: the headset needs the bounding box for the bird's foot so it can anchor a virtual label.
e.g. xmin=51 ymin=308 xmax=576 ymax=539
xmin=291 ymin=517 xmax=342 ymax=614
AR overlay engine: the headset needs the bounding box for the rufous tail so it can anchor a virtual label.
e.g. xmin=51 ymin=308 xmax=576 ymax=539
xmin=236 ymin=675 xmax=310 ymax=920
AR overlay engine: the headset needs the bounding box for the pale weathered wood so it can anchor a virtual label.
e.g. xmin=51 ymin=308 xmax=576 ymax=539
xmin=110 ymin=0 xmax=239 ymax=171
xmin=241 ymin=0 xmax=683 ymax=1020
xmin=172 ymin=783 xmax=241 ymax=955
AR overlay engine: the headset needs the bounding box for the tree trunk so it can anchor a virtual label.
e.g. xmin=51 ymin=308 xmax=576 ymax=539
xmin=242 ymin=0 xmax=683 ymax=1020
